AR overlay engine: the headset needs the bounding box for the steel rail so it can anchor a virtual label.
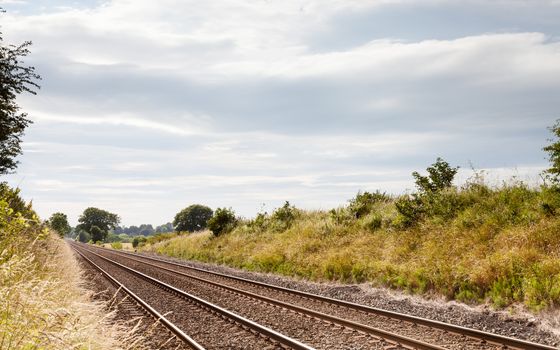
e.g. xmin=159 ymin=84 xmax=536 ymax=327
xmin=74 ymin=243 xmax=314 ymax=350
xmin=103 ymin=245 xmax=558 ymax=350
xmin=70 ymin=244 xmax=205 ymax=350
xmin=96 ymin=246 xmax=446 ymax=350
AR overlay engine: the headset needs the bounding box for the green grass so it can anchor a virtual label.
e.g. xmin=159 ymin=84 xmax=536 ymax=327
xmin=143 ymin=180 xmax=560 ymax=312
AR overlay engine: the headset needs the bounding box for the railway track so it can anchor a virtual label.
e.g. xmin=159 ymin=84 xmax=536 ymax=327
xmin=71 ymin=243 xmax=313 ymax=350
xmin=108 ymin=248 xmax=558 ymax=350
xmin=73 ymin=242 xmax=558 ymax=350
xmin=72 ymin=247 xmax=204 ymax=350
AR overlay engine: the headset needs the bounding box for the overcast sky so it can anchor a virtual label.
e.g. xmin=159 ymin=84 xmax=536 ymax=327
xmin=1 ymin=0 xmax=558 ymax=226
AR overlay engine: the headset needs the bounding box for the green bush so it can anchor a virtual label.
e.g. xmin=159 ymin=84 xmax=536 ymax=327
xmin=110 ymin=242 xmax=123 ymax=250
xmin=270 ymin=201 xmax=299 ymax=231
xmin=132 ymin=236 xmax=147 ymax=248
xmin=207 ymin=208 xmax=237 ymax=236
xmin=348 ymin=190 xmax=390 ymax=218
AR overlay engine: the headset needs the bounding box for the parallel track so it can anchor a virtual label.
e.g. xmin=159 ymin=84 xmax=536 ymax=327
xmin=72 ymin=246 xmax=205 ymax=350
xmin=93 ymin=244 xmax=558 ymax=350
xmin=72 ymin=242 xmax=314 ymax=350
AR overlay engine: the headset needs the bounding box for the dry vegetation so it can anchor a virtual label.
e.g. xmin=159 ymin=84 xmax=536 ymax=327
xmin=142 ymin=174 xmax=560 ymax=313
xmin=0 ymin=185 xmax=129 ymax=349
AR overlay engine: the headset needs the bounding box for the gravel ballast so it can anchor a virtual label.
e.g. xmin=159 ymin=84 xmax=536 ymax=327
xmin=135 ymin=249 xmax=560 ymax=348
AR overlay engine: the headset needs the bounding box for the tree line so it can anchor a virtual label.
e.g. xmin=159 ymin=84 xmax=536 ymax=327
xmin=47 ymin=203 xmax=237 ymax=244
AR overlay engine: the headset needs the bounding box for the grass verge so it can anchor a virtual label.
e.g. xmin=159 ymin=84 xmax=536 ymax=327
xmin=142 ymin=180 xmax=560 ymax=313
xmin=0 ymin=184 xmax=132 ymax=349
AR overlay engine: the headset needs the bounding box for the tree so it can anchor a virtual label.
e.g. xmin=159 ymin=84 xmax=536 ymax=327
xmin=48 ymin=212 xmax=71 ymax=237
xmin=412 ymin=157 xmax=458 ymax=193
xmin=173 ymin=204 xmax=213 ymax=232
xmin=139 ymin=224 xmax=154 ymax=235
xmin=77 ymin=229 xmax=91 ymax=243
xmin=543 ymin=119 xmax=560 ymax=184
xmin=207 ymin=207 xmax=237 ymax=236
xmin=90 ymin=225 xmax=104 ymax=242
xmin=0 ymin=9 xmax=41 ymax=174
xmin=76 ymin=207 xmax=120 ymax=242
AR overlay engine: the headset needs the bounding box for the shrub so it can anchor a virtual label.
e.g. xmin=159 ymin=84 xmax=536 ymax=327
xmin=247 ymin=212 xmax=269 ymax=232
xmin=270 ymin=201 xmax=299 ymax=231
xmin=132 ymin=235 xmax=147 ymax=248
xmin=348 ymin=190 xmax=390 ymax=218
xmin=110 ymin=241 xmax=123 ymax=250
xmin=329 ymin=207 xmax=353 ymax=225
xmin=394 ymin=195 xmax=424 ymax=227
xmin=413 ymin=157 xmax=459 ymax=194
xmin=207 ymin=207 xmax=237 ymax=236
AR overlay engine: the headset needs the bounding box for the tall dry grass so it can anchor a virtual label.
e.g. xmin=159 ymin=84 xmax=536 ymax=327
xmin=0 ymin=235 xmax=130 ymax=349
xmin=0 ymin=184 xmax=146 ymax=349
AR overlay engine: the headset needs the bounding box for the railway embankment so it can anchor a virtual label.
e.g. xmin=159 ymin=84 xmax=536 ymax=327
xmin=139 ymin=179 xmax=560 ymax=342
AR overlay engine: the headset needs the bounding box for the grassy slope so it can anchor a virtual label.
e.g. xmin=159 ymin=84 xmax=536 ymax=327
xmin=143 ymin=181 xmax=560 ymax=312
xmin=0 ymin=187 xmax=126 ymax=349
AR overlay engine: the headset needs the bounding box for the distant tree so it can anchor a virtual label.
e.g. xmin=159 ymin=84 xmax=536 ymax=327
xmin=207 ymin=207 xmax=237 ymax=236
xmin=139 ymin=224 xmax=154 ymax=235
xmin=165 ymin=222 xmax=173 ymax=232
xmin=76 ymin=207 xmax=120 ymax=242
xmin=544 ymin=119 xmax=560 ymax=184
xmin=77 ymin=229 xmax=90 ymax=243
xmin=412 ymin=157 xmax=458 ymax=193
xmin=48 ymin=212 xmax=71 ymax=237
xmin=0 ymin=9 xmax=41 ymax=174
xmin=126 ymin=225 xmax=139 ymax=235
xmin=173 ymin=204 xmax=213 ymax=232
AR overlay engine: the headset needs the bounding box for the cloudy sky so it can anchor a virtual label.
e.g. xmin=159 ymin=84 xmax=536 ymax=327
xmin=1 ymin=0 xmax=559 ymax=226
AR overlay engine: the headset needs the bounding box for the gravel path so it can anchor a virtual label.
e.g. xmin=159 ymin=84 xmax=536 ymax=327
xmin=133 ymin=249 xmax=560 ymax=348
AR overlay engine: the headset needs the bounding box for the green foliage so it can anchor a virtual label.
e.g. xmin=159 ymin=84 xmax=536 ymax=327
xmin=0 ymin=182 xmax=35 ymax=220
xmin=89 ymin=225 xmax=104 ymax=243
xmin=76 ymin=207 xmax=119 ymax=242
xmin=270 ymin=201 xmax=299 ymax=231
xmin=0 ymin=15 xmax=41 ymax=174
xmin=117 ymin=233 xmax=131 ymax=242
xmin=77 ymin=230 xmax=90 ymax=243
xmin=394 ymin=195 xmax=423 ymax=227
xmin=173 ymin=204 xmax=213 ymax=232
xmin=412 ymin=157 xmax=459 ymax=193
xmin=105 ymin=232 xmax=121 ymax=243
xmin=48 ymin=212 xmax=71 ymax=237
xmin=207 ymin=207 xmax=237 ymax=236
xmin=395 ymin=158 xmax=459 ymax=226
xmin=543 ymin=119 xmax=560 ymax=184
xmin=132 ymin=235 xmax=147 ymax=248
xmin=348 ymin=190 xmax=390 ymax=218
xmin=0 ymin=184 xmax=45 ymax=263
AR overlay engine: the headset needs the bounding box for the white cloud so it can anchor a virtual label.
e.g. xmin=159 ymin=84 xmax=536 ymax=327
xmin=1 ymin=0 xmax=557 ymax=225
